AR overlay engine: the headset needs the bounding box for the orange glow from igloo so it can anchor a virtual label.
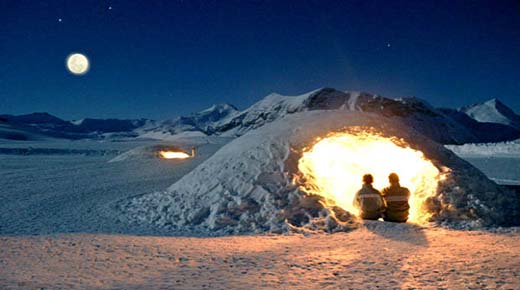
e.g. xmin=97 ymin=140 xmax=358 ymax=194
xmin=296 ymin=130 xmax=441 ymax=224
xmin=159 ymin=150 xmax=191 ymax=159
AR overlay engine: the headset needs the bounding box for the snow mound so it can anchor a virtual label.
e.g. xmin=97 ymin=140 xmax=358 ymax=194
xmin=119 ymin=111 xmax=518 ymax=235
xmin=445 ymin=139 xmax=520 ymax=158
xmin=109 ymin=136 xmax=233 ymax=162
xmin=109 ymin=145 xmax=187 ymax=163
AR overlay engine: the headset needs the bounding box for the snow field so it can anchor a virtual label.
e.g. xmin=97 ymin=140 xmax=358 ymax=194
xmin=1 ymin=225 xmax=518 ymax=289
xmin=0 ymin=138 xmax=229 ymax=235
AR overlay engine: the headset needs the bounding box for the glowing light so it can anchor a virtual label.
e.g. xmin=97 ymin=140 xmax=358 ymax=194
xmin=66 ymin=53 xmax=89 ymax=75
xmin=296 ymin=129 xmax=441 ymax=224
xmin=159 ymin=151 xmax=191 ymax=159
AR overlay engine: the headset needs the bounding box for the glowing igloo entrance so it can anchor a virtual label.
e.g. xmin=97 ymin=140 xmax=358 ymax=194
xmin=297 ymin=130 xmax=441 ymax=224
xmin=159 ymin=150 xmax=191 ymax=159
xmin=157 ymin=146 xmax=195 ymax=160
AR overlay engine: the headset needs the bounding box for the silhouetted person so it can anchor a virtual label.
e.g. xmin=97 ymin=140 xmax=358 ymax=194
xmin=382 ymin=173 xmax=411 ymax=223
xmin=354 ymin=174 xmax=386 ymax=220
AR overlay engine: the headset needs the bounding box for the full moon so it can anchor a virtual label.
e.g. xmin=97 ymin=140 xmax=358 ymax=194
xmin=66 ymin=53 xmax=89 ymax=75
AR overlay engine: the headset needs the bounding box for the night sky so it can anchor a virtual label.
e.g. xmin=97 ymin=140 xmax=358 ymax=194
xmin=1 ymin=0 xmax=519 ymax=120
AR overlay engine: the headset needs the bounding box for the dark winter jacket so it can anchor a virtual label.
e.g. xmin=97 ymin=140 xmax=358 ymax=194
xmin=354 ymin=184 xmax=386 ymax=220
xmin=382 ymin=182 xmax=411 ymax=222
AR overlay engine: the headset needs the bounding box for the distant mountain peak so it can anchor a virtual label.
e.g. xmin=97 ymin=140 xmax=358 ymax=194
xmin=0 ymin=112 xmax=68 ymax=125
xmin=200 ymin=103 xmax=239 ymax=114
xmin=466 ymin=98 xmax=508 ymax=109
xmin=461 ymin=97 xmax=520 ymax=129
xmin=481 ymin=98 xmax=508 ymax=109
xmin=485 ymin=97 xmax=503 ymax=104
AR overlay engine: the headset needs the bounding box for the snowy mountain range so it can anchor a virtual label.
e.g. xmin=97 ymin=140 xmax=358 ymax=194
xmin=1 ymin=88 xmax=519 ymax=144
xmin=136 ymin=103 xmax=239 ymax=138
xmin=139 ymin=88 xmax=520 ymax=144
xmin=0 ymin=112 xmax=149 ymax=140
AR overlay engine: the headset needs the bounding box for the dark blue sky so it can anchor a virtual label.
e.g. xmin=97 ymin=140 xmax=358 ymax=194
xmin=1 ymin=0 xmax=519 ymax=120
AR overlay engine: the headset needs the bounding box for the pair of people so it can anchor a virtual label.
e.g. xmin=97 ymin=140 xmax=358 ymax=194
xmin=353 ymin=173 xmax=410 ymax=223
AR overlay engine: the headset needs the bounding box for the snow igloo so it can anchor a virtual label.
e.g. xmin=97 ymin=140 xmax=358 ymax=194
xmin=119 ymin=111 xmax=519 ymax=235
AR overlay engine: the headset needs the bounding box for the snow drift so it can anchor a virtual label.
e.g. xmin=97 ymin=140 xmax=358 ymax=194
xmin=445 ymin=139 xmax=520 ymax=158
xmin=119 ymin=110 xmax=519 ymax=235
xmin=109 ymin=144 xmax=189 ymax=163
xmin=108 ymin=136 xmax=232 ymax=163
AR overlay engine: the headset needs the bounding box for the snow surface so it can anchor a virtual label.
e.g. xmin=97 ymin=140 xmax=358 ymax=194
xmin=445 ymin=139 xmax=520 ymax=185
xmin=0 ymin=139 xmax=230 ymax=236
xmin=446 ymin=138 xmax=520 ymax=158
xmin=1 ymin=225 xmax=518 ymax=289
xmin=465 ymin=157 xmax=520 ymax=186
xmin=119 ymin=110 xmax=518 ymax=235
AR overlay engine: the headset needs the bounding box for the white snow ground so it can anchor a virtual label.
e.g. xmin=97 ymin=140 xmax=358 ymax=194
xmin=446 ymin=139 xmax=520 ymax=185
xmin=1 ymin=225 xmax=518 ymax=289
xmin=0 ymin=138 xmax=230 ymax=236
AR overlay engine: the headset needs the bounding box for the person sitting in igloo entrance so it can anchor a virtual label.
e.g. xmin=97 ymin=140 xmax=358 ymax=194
xmin=381 ymin=173 xmax=411 ymax=223
xmin=353 ymin=174 xmax=386 ymax=220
